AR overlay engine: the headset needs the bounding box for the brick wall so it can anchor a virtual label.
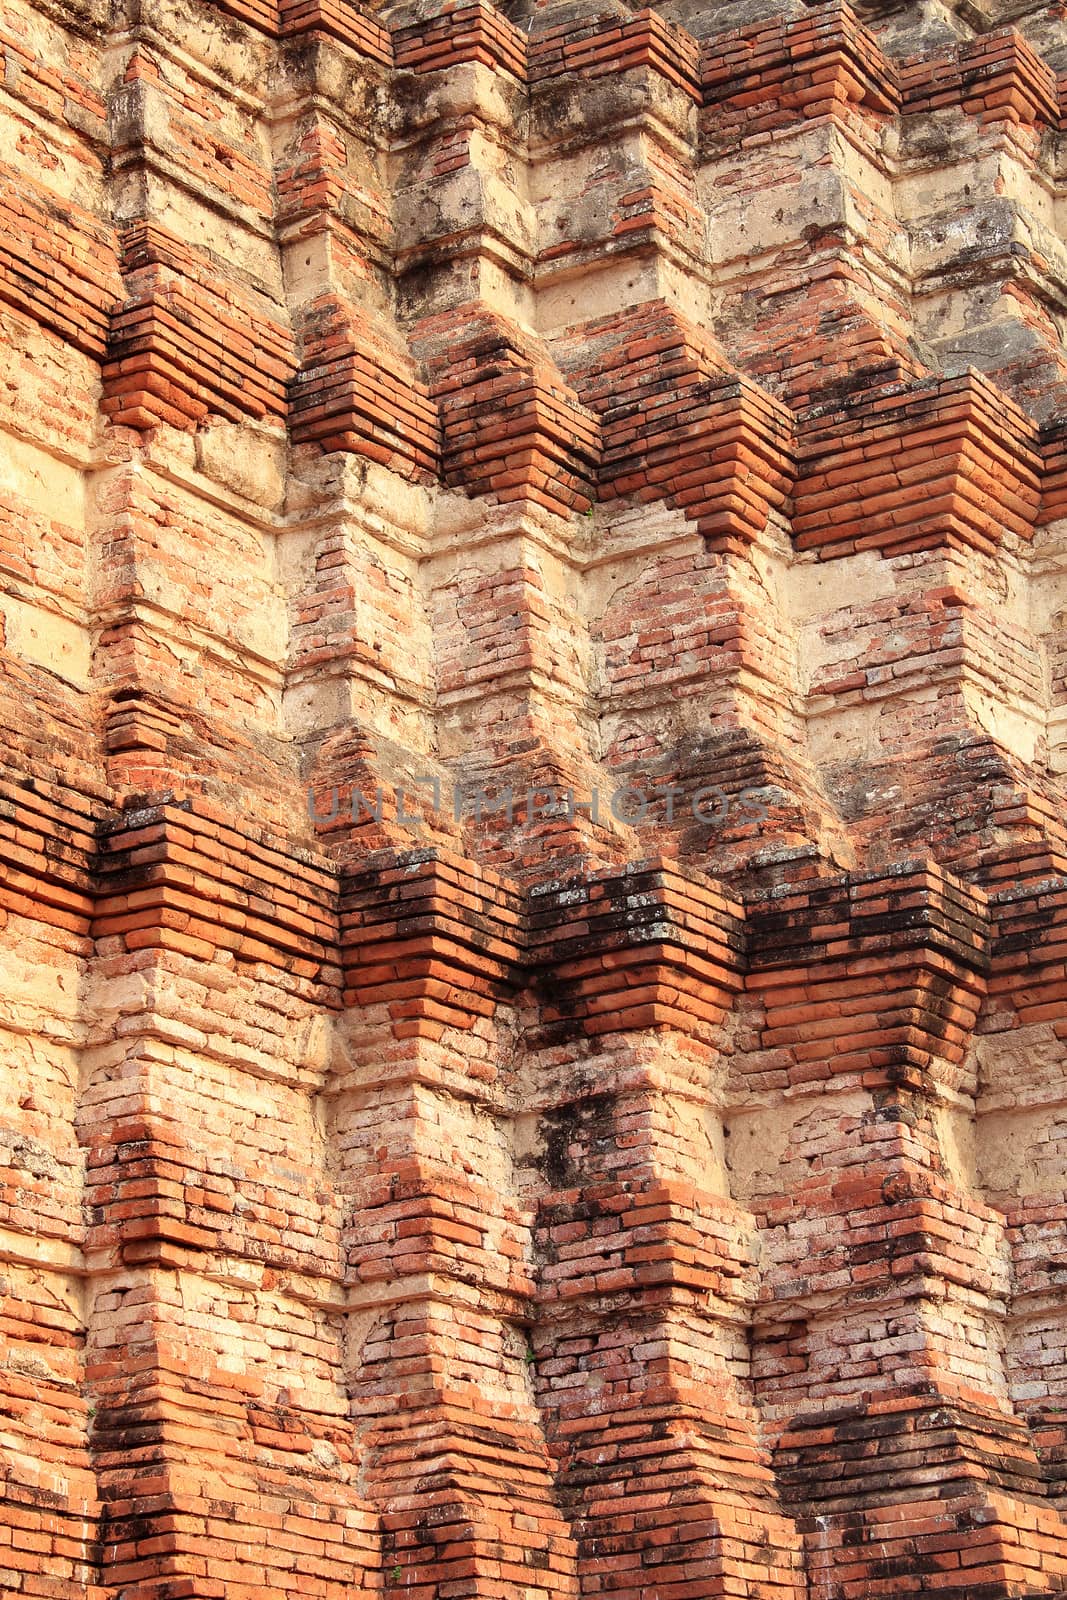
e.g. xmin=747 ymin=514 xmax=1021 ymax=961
xmin=1 ymin=0 xmax=1067 ymax=1590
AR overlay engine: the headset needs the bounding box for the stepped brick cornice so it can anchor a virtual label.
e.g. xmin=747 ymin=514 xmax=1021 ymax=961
xmin=900 ymin=26 xmax=1062 ymax=127
xmin=422 ymin=313 xmax=600 ymax=517
xmin=700 ymin=1 xmax=900 ymax=132
xmin=0 ymin=168 xmax=120 ymax=360
xmin=559 ymin=301 xmax=796 ymax=550
xmin=395 ymin=2 xmax=525 ymax=74
xmin=291 ymin=300 xmax=441 ymax=476
xmin=794 ymin=371 xmax=1044 ymax=556
xmin=1042 ymin=416 xmax=1067 ymax=523
xmin=104 ymin=228 xmax=297 ymax=430
xmin=529 ymin=6 xmax=701 ymax=93
xmin=528 ymin=858 xmax=746 ymax=1036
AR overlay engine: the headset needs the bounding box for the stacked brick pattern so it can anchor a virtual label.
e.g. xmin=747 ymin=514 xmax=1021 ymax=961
xmin=2 ymin=0 xmax=1067 ymax=1592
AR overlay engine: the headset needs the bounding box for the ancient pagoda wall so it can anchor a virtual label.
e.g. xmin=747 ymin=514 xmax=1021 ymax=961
xmin=1 ymin=0 xmax=1067 ymax=1593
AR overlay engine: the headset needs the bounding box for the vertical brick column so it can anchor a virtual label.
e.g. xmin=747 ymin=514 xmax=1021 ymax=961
xmin=900 ymin=29 xmax=1067 ymax=423
xmin=336 ymin=849 xmax=582 ymax=1597
xmin=89 ymin=455 xmax=296 ymax=814
xmin=983 ymin=865 xmax=1067 ymax=1506
xmin=82 ymin=802 xmax=381 ymax=1596
xmin=551 ymin=301 xmax=844 ymax=877
xmin=789 ymin=416 xmax=1057 ymax=877
xmin=274 ymin=12 xmax=448 ymax=842
xmin=0 ymin=10 xmax=117 ymax=1586
xmin=521 ymin=861 xmax=807 ymax=1597
xmin=394 ymin=9 xmax=608 ymax=857
xmin=740 ymin=863 xmax=1067 ymax=1596
xmin=0 ymin=784 xmax=103 ymax=1599
xmin=698 ymin=3 xmax=913 ymax=412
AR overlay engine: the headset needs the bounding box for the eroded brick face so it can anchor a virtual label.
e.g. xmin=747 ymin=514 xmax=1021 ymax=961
xmin=2 ymin=0 xmax=1067 ymax=1592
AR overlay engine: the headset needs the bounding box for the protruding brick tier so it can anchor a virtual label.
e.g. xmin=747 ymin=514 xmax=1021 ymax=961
xmin=422 ymin=313 xmax=599 ymax=518
xmin=527 ymin=858 xmax=746 ymax=1037
xmin=212 ymin=0 xmax=392 ymax=52
xmin=291 ymin=300 xmax=441 ymax=477
xmin=105 ymin=228 xmax=296 ymax=431
xmin=529 ymin=6 xmax=701 ymax=94
xmin=340 ymin=847 xmax=524 ymax=1033
xmin=394 ymin=0 xmax=527 ymax=77
xmin=558 ymin=302 xmax=795 ymax=551
xmin=700 ymin=1 xmax=899 ymax=132
xmin=0 ymin=167 xmax=120 ymax=361
xmin=794 ymin=372 xmax=1043 ymax=558
xmin=1042 ymin=418 xmax=1067 ymax=525
xmin=279 ymin=0 xmax=391 ymax=57
xmin=900 ymin=26 xmax=1061 ymax=127
xmin=93 ymin=799 xmax=339 ymax=985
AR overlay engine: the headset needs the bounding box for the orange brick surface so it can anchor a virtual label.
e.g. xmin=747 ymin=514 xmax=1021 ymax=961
xmin=1 ymin=0 xmax=1067 ymax=1591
